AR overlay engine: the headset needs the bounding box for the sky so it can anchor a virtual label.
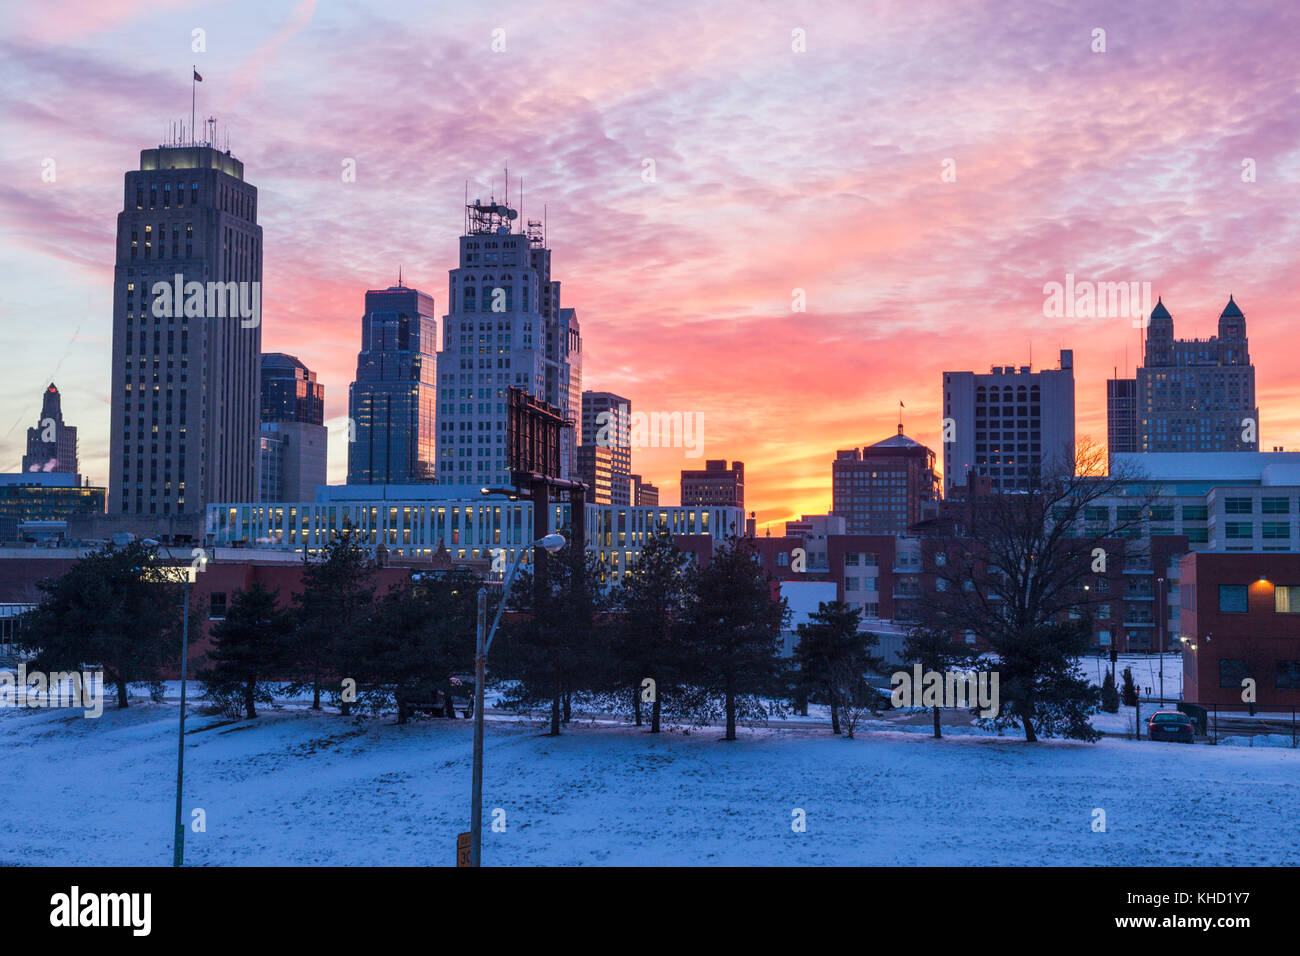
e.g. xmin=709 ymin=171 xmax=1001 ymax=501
xmin=1 ymin=0 xmax=1298 ymax=531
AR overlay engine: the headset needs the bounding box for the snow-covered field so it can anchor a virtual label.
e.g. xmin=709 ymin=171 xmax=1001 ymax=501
xmin=3 ymin=697 xmax=1296 ymax=866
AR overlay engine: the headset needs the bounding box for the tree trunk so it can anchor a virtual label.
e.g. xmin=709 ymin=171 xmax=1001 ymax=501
xmin=549 ymin=694 xmax=561 ymax=736
xmin=633 ymin=688 xmax=642 ymax=727
xmin=115 ymin=675 xmax=129 ymax=710
xmin=245 ymin=682 xmax=257 ymax=720
xmin=830 ymin=684 xmax=841 ymax=735
xmin=563 ymin=691 xmax=571 ymax=724
xmin=932 ymin=705 xmax=941 ymax=739
xmin=796 ymin=692 xmax=808 ymax=717
xmin=651 ymin=697 xmax=661 ymax=734
xmin=312 ymin=670 xmax=321 ymax=710
xmin=724 ymin=686 xmax=736 ymax=741
xmin=1020 ymin=705 xmax=1037 ymax=743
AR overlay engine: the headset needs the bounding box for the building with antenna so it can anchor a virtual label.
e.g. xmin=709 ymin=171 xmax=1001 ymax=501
xmin=108 ymin=128 xmax=262 ymax=518
xmin=347 ymin=283 xmax=439 ymax=485
xmin=22 ymin=383 xmax=79 ymax=480
xmin=435 ymin=190 xmax=582 ymax=487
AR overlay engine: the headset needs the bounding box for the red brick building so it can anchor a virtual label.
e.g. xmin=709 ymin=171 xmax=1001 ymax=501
xmin=1181 ymin=552 xmax=1300 ymax=707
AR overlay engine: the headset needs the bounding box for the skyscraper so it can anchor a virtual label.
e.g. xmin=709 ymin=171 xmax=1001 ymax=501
xmin=260 ymin=353 xmax=327 ymax=501
xmin=22 ymin=383 xmax=79 ymax=480
xmin=832 ymin=426 xmax=939 ymax=534
xmin=942 ymin=350 xmax=1075 ymax=495
xmin=109 ymin=140 xmax=262 ymax=516
xmin=1106 ymin=376 xmax=1138 ymax=457
xmin=1135 ymin=297 xmax=1258 ymax=452
xmin=580 ymin=391 xmax=632 ymax=505
xmin=347 ymin=284 xmax=439 ymax=485
xmin=435 ymin=197 xmax=582 ymax=487
xmin=261 ymin=352 xmax=325 ymax=425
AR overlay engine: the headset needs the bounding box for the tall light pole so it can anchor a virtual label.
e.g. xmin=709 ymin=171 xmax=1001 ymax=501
xmin=469 ymin=532 xmax=564 ymax=867
xmin=173 ymin=568 xmax=193 ymax=867
xmin=1157 ymin=575 xmax=1165 ymax=703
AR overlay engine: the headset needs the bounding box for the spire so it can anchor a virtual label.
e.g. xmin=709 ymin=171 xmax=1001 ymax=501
xmin=1220 ymin=294 xmax=1244 ymax=319
xmin=1150 ymin=296 xmax=1171 ymax=321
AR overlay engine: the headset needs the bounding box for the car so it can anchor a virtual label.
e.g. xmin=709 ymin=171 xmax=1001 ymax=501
xmin=1146 ymin=710 xmax=1195 ymax=743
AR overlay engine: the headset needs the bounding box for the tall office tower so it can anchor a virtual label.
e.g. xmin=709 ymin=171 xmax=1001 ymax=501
xmin=580 ymin=391 xmax=632 ymax=505
xmin=1137 ymin=297 xmax=1258 ymax=452
xmin=630 ymin=473 xmax=659 ymax=507
xmin=22 ymin=383 xmax=79 ymax=479
xmin=832 ymin=426 xmax=940 ymax=534
xmin=109 ymin=139 xmax=263 ymax=516
xmin=680 ymin=460 xmax=744 ymax=508
xmin=942 ymin=349 xmax=1075 ymax=496
xmin=435 ymin=197 xmax=582 ymax=487
xmin=577 ymin=443 xmax=614 ymax=504
xmin=1107 ymin=377 xmax=1138 ymax=458
xmin=347 ymin=284 xmax=439 ymax=484
xmin=259 ymin=353 xmax=327 ymax=501
xmin=261 ymin=352 xmax=325 ymax=425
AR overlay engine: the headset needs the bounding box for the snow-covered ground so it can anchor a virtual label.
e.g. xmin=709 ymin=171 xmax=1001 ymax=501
xmin=3 ymin=698 xmax=1296 ymax=866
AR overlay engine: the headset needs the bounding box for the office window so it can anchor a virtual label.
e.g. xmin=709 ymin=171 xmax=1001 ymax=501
xmin=1262 ymin=522 xmax=1290 ymax=540
xmin=1218 ymin=585 xmax=1248 ymax=613
xmin=1275 ymin=586 xmax=1300 ymax=614
xmin=1224 ymin=497 xmax=1253 ymax=514
xmin=209 ymin=592 xmax=228 ymax=620
xmin=1277 ymin=661 xmax=1300 ymax=690
xmin=1219 ymin=659 xmax=1249 ymax=689
xmin=1225 ymin=522 xmax=1253 ymax=539
xmin=1261 ymin=497 xmax=1290 ymax=515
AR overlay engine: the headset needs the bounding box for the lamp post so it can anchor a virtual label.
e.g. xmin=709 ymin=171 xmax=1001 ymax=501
xmin=1157 ymin=576 xmax=1165 ymax=703
xmin=469 ymin=532 xmax=564 ymax=867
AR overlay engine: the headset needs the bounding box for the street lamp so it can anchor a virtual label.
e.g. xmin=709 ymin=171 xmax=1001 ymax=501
xmin=143 ymin=548 xmax=197 ymax=867
xmin=469 ymin=532 xmax=564 ymax=867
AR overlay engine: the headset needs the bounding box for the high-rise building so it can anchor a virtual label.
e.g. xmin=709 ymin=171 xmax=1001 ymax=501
xmin=1136 ymin=297 xmax=1258 ymax=453
xmin=434 ymin=197 xmax=582 ymax=487
xmin=347 ymin=284 xmax=438 ymax=484
xmin=261 ymin=352 xmax=324 ymax=425
xmin=259 ymin=353 xmax=327 ymax=502
xmin=681 ymin=460 xmax=744 ymax=508
xmin=22 ymin=383 xmax=79 ymax=480
xmin=577 ymin=443 xmax=614 ymax=504
xmin=832 ymin=427 xmax=939 ymax=534
xmin=1107 ymin=377 xmax=1138 ymax=457
xmin=942 ymin=350 xmax=1075 ymax=495
xmin=580 ymin=391 xmax=632 ymax=505
xmin=109 ymin=141 xmax=263 ymax=516
xmin=630 ymin=474 xmax=659 ymax=507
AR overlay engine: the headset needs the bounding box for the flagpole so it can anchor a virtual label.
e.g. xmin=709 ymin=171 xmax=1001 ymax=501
xmin=191 ymin=65 xmax=196 ymax=146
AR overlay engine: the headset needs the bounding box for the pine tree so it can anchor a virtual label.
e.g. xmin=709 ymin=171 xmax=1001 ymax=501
xmin=290 ymin=524 xmax=376 ymax=712
xmin=682 ymin=537 xmax=790 ymax=741
xmin=18 ymin=540 xmax=188 ymax=709
xmin=794 ymin=601 xmax=881 ymax=735
xmin=612 ymin=524 xmax=694 ymax=733
xmin=902 ymin=623 xmax=980 ymax=739
xmin=198 ymin=581 xmax=296 ymax=719
xmin=1100 ymin=669 xmax=1120 ymax=713
xmin=1120 ymin=666 xmax=1139 ymax=707
xmin=494 ymin=536 xmax=607 ymax=736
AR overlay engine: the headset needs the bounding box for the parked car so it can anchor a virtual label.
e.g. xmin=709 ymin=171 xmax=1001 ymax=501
xmin=1146 ymin=710 xmax=1195 ymax=743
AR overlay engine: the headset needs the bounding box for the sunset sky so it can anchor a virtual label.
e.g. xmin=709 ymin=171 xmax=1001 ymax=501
xmin=2 ymin=0 xmax=1298 ymax=531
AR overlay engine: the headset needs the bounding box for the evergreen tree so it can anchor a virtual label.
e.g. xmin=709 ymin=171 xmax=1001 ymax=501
xmin=495 ymin=536 xmax=607 ymax=736
xmin=682 ymin=537 xmax=789 ymax=741
xmin=794 ymin=601 xmax=881 ymax=735
xmin=612 ymin=524 xmax=694 ymax=733
xmin=18 ymin=540 xmax=188 ymax=709
xmin=902 ymin=623 xmax=980 ymax=739
xmin=357 ymin=570 xmax=479 ymax=721
xmin=290 ymin=524 xmax=376 ymax=711
xmin=198 ymin=581 xmax=296 ymax=719
xmin=1100 ymin=668 xmax=1120 ymax=713
xmin=1120 ymin=666 xmax=1139 ymax=707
